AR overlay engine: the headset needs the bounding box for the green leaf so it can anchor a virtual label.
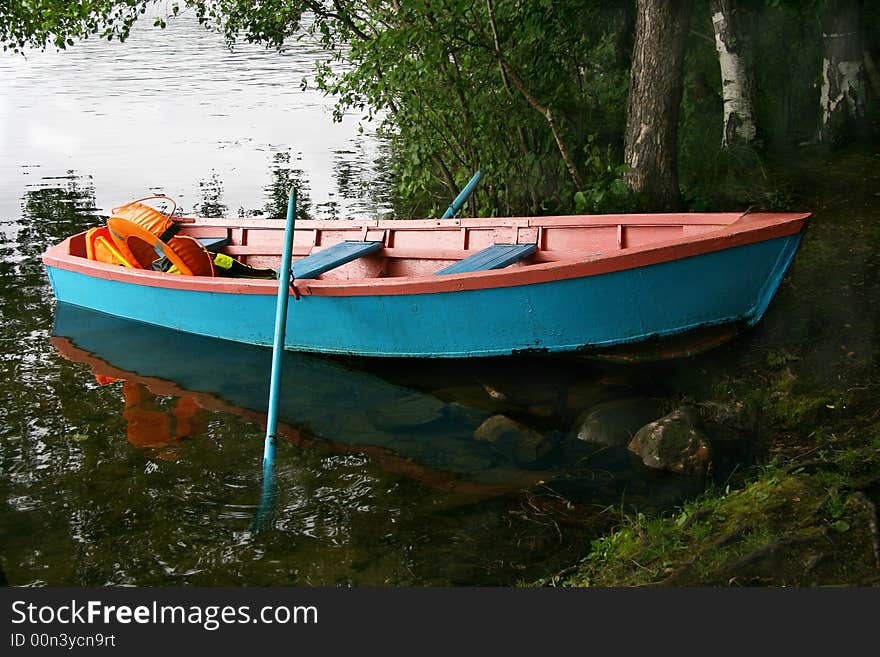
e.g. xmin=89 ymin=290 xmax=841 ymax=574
xmin=831 ymin=520 xmax=850 ymax=533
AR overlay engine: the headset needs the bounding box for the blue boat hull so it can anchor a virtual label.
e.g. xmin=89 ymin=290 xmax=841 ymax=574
xmin=45 ymin=234 xmax=802 ymax=358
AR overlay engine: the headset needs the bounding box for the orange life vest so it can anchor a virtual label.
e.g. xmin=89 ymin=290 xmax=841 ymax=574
xmin=106 ymin=198 xmax=215 ymax=276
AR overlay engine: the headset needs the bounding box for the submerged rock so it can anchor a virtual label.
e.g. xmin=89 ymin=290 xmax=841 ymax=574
xmin=474 ymin=414 xmax=552 ymax=464
xmin=696 ymin=401 xmax=763 ymax=443
xmin=372 ymin=393 xmax=446 ymax=429
xmin=476 ymin=364 xmax=570 ymax=408
xmin=628 ymin=406 xmax=712 ymax=475
xmin=564 ymin=379 xmax=634 ymax=415
xmin=432 ymin=384 xmax=517 ymax=414
xmin=481 ymin=382 xmax=510 ymax=402
xmin=527 ymin=403 xmax=557 ymax=418
xmin=573 ymin=397 xmax=665 ymax=447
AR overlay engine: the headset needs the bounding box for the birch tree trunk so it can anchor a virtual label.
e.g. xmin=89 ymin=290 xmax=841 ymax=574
xmin=624 ymin=0 xmax=692 ymax=211
xmin=711 ymin=0 xmax=758 ymax=148
xmin=818 ymin=0 xmax=868 ymax=144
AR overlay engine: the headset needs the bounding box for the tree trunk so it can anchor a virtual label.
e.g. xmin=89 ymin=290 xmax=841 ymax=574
xmin=863 ymin=49 xmax=880 ymax=100
xmin=711 ymin=0 xmax=758 ymax=148
xmin=818 ymin=0 xmax=868 ymax=145
xmin=624 ymin=0 xmax=692 ymax=211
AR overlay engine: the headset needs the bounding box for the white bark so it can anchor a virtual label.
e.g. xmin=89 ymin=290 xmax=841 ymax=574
xmin=820 ymin=55 xmax=866 ymax=128
xmin=818 ymin=1 xmax=867 ymax=144
xmin=711 ymin=3 xmax=757 ymax=147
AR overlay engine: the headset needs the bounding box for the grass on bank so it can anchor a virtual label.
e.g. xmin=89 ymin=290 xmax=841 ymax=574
xmin=535 ymin=148 xmax=880 ymax=587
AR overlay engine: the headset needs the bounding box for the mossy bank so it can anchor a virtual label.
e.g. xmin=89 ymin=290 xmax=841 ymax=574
xmin=540 ymin=148 xmax=880 ymax=587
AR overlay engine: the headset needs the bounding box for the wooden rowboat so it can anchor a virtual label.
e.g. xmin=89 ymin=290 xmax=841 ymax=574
xmin=42 ymin=209 xmax=809 ymax=358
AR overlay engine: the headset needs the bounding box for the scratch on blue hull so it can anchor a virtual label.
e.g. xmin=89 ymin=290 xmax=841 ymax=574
xmin=46 ymin=234 xmax=802 ymax=358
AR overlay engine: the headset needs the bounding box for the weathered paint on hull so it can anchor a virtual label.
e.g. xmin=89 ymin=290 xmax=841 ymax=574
xmin=45 ymin=234 xmax=802 ymax=358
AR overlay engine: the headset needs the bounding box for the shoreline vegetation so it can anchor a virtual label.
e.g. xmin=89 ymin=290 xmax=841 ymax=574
xmin=532 ymin=148 xmax=880 ymax=587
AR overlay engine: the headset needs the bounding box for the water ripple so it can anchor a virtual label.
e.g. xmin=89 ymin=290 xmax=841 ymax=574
xmin=0 ymin=12 xmax=390 ymax=220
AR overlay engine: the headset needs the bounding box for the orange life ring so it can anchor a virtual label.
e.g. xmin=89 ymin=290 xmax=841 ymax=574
xmin=121 ymin=381 xmax=208 ymax=448
xmin=106 ymin=197 xmax=214 ymax=276
xmin=85 ymin=226 xmax=137 ymax=268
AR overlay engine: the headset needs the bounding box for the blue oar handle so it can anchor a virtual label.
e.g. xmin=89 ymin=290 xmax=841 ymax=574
xmin=442 ymin=170 xmax=483 ymax=219
xmin=253 ymin=187 xmax=297 ymax=534
xmin=264 ymin=188 xmax=297 ymax=463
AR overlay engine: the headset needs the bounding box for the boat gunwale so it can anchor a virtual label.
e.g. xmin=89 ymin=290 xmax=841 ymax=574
xmin=42 ymin=212 xmax=810 ymax=298
xmin=171 ymin=211 xmax=758 ymax=231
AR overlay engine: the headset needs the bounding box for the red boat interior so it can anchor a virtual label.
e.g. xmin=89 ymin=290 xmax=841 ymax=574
xmin=65 ymin=213 xmax=744 ymax=281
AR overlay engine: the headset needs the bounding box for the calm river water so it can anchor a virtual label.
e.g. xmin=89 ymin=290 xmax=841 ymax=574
xmin=3 ymin=12 xmax=873 ymax=587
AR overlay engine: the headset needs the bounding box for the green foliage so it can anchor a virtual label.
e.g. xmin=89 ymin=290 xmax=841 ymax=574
xmin=4 ymin=1 xmax=877 ymax=216
xmin=750 ymin=3 xmax=822 ymax=146
xmin=301 ymin=0 xmax=633 ymax=216
xmin=573 ymin=137 xmax=633 ymax=214
xmin=680 ymin=145 xmax=796 ymax=211
xmin=0 ymin=0 xmax=151 ymax=52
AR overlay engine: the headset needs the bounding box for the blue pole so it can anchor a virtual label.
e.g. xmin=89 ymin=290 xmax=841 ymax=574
xmin=253 ymin=187 xmax=297 ymax=531
xmin=441 ymin=170 xmax=483 ymax=219
xmin=265 ymin=187 xmax=296 ymax=462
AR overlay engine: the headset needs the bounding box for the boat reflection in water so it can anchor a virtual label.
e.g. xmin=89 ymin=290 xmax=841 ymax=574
xmin=53 ymin=302 xmax=720 ymax=519
xmin=51 ymin=303 xmax=566 ymax=495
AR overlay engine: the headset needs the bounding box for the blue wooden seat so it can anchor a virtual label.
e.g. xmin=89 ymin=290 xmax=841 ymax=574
xmin=197 ymin=236 xmax=229 ymax=252
xmin=293 ymin=240 xmax=383 ymax=279
xmin=435 ymin=243 xmax=536 ymax=275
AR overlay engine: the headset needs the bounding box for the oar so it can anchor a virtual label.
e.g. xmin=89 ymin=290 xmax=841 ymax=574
xmin=252 ymin=172 xmax=477 ymax=529
xmin=441 ymin=170 xmax=483 ymax=219
xmin=252 ymin=187 xmax=298 ymax=532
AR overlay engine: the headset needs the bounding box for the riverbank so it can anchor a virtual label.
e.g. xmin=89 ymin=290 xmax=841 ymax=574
xmin=542 ymin=148 xmax=880 ymax=586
